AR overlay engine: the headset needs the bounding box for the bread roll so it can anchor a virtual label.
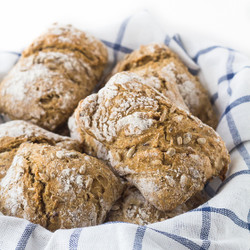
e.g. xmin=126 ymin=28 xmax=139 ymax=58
xmin=0 ymin=120 xmax=81 ymax=180
xmin=0 ymin=24 xmax=108 ymax=131
xmin=112 ymin=43 xmax=217 ymax=128
xmin=107 ymin=186 xmax=208 ymax=225
xmin=0 ymin=143 xmax=123 ymax=231
xmin=75 ymin=72 xmax=230 ymax=211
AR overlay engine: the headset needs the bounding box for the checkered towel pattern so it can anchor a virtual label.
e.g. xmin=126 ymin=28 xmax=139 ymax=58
xmin=0 ymin=11 xmax=249 ymax=250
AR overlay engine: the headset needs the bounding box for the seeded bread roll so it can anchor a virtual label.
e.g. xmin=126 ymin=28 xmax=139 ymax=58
xmin=0 ymin=143 xmax=123 ymax=231
xmin=0 ymin=24 xmax=108 ymax=131
xmin=112 ymin=43 xmax=217 ymax=129
xmin=0 ymin=120 xmax=81 ymax=181
xmin=107 ymin=186 xmax=208 ymax=225
xmin=75 ymin=72 xmax=230 ymax=211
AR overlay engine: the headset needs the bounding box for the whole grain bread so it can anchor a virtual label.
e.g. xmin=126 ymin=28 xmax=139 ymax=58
xmin=0 ymin=143 xmax=123 ymax=231
xmin=75 ymin=72 xmax=230 ymax=211
xmin=0 ymin=120 xmax=81 ymax=181
xmin=111 ymin=43 xmax=217 ymax=128
xmin=107 ymin=186 xmax=208 ymax=225
xmin=0 ymin=24 xmax=108 ymax=131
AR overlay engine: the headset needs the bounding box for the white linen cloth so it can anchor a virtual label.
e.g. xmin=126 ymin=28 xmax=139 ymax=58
xmin=0 ymin=11 xmax=249 ymax=250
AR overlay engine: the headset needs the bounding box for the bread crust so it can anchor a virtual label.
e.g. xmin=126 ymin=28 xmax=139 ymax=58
xmin=0 ymin=143 xmax=123 ymax=231
xmin=0 ymin=120 xmax=81 ymax=181
xmin=112 ymin=43 xmax=218 ymax=128
xmin=107 ymin=186 xmax=208 ymax=225
xmin=75 ymin=72 xmax=230 ymax=211
xmin=0 ymin=24 xmax=108 ymax=131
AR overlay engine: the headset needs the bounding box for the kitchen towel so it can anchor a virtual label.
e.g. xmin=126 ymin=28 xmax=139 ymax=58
xmin=0 ymin=11 xmax=249 ymax=250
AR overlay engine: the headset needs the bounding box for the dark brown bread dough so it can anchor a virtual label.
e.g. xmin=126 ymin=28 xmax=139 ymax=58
xmin=0 ymin=143 xmax=123 ymax=231
xmin=0 ymin=24 xmax=108 ymax=131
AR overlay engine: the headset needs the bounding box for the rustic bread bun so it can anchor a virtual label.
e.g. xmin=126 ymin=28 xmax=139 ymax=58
xmin=0 ymin=24 xmax=108 ymax=131
xmin=111 ymin=43 xmax=217 ymax=129
xmin=0 ymin=143 xmax=123 ymax=231
xmin=75 ymin=72 xmax=230 ymax=211
xmin=107 ymin=186 xmax=208 ymax=225
xmin=0 ymin=120 xmax=81 ymax=181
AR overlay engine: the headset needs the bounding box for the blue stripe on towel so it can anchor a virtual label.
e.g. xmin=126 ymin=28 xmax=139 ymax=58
xmin=217 ymin=51 xmax=250 ymax=172
xmin=15 ymin=223 xmax=37 ymax=250
xmin=219 ymin=95 xmax=250 ymax=122
xmin=225 ymin=51 xmax=234 ymax=95
xmin=101 ymin=40 xmax=133 ymax=54
xmin=193 ymin=45 xmax=236 ymax=63
xmin=173 ymin=34 xmax=186 ymax=52
xmin=226 ymin=109 xmax=243 ymax=145
xmin=166 ymin=34 xmax=199 ymax=75
xmin=195 ymin=46 xmax=232 ymax=248
xmin=198 ymin=50 xmax=236 ymax=250
xmin=218 ymin=65 xmax=250 ymax=84
xmin=133 ymin=226 xmax=146 ymax=250
xmin=216 ymin=170 xmax=250 ymax=193
xmin=226 ymin=103 xmax=250 ymax=170
xmin=148 ymin=228 xmax=201 ymax=250
xmin=69 ymin=228 xmax=82 ymax=250
xmin=164 ymin=34 xmax=171 ymax=46
xmin=192 ymin=207 xmax=250 ymax=230
xmin=212 ymin=66 xmax=250 ymax=106
xmin=214 ymin=51 xmax=250 ymax=201
xmin=112 ymin=16 xmax=132 ymax=67
xmin=218 ymin=72 xmax=235 ymax=84
xmin=199 ymin=204 xmax=211 ymax=250
xmin=0 ymin=50 xmax=21 ymax=57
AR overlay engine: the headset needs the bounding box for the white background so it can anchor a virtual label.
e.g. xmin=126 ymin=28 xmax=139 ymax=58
xmin=0 ymin=0 xmax=250 ymax=57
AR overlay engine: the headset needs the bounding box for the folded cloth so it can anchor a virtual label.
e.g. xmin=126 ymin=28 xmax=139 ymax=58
xmin=0 ymin=11 xmax=249 ymax=250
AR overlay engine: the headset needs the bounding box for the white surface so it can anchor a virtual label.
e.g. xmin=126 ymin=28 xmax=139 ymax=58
xmin=0 ymin=0 xmax=250 ymax=57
